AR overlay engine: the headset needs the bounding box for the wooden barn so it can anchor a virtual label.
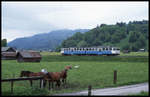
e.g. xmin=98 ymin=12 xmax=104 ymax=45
xmin=16 ymin=51 xmax=42 ymax=62
xmin=2 ymin=47 xmax=16 ymax=52
xmin=1 ymin=52 xmax=17 ymax=60
xmin=1 ymin=47 xmax=17 ymax=60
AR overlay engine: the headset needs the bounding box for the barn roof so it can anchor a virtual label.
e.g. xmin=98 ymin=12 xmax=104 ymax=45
xmin=2 ymin=47 xmax=10 ymax=52
xmin=2 ymin=52 xmax=17 ymax=57
xmin=17 ymin=51 xmax=41 ymax=58
xmin=2 ymin=47 xmax=16 ymax=52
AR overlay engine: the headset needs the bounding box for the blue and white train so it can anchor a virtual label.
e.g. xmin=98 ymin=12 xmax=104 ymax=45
xmin=61 ymin=46 xmax=120 ymax=56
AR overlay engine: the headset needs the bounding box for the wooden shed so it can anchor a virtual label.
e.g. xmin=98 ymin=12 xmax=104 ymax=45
xmin=16 ymin=51 xmax=42 ymax=62
xmin=1 ymin=52 xmax=17 ymax=60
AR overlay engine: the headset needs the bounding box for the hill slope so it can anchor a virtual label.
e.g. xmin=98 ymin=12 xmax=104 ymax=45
xmin=8 ymin=29 xmax=89 ymax=50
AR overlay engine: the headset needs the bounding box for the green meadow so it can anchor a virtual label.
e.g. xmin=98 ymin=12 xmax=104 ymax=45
xmin=1 ymin=52 xmax=149 ymax=96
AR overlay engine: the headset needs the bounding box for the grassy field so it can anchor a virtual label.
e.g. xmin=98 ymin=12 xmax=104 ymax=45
xmin=1 ymin=52 xmax=149 ymax=96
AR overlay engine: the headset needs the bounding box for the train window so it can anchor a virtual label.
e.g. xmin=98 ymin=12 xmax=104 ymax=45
xmin=79 ymin=48 xmax=81 ymax=51
xmin=110 ymin=48 xmax=112 ymax=50
xmin=106 ymin=48 xmax=108 ymax=50
xmin=97 ymin=48 xmax=99 ymax=51
xmin=117 ymin=48 xmax=120 ymax=50
xmin=100 ymin=48 xmax=102 ymax=51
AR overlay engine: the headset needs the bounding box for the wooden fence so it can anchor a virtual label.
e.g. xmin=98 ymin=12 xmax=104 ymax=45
xmin=1 ymin=76 xmax=44 ymax=94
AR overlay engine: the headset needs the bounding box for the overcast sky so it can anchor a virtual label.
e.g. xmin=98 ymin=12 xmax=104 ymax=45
xmin=2 ymin=1 xmax=148 ymax=42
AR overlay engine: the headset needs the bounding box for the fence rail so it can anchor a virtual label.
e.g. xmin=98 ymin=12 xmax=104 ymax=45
xmin=1 ymin=76 xmax=44 ymax=95
xmin=1 ymin=76 xmax=43 ymax=82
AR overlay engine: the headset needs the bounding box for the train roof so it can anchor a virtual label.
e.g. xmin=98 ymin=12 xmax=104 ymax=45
xmin=62 ymin=46 xmax=119 ymax=49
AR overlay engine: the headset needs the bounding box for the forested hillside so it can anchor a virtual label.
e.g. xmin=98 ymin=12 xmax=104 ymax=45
xmin=60 ymin=20 xmax=148 ymax=51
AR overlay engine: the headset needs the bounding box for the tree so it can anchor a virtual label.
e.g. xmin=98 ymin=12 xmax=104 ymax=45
xmin=77 ymin=40 xmax=88 ymax=47
xmin=1 ymin=39 xmax=7 ymax=47
xmin=116 ymin=22 xmax=126 ymax=27
xmin=137 ymin=34 xmax=146 ymax=47
xmin=62 ymin=40 xmax=77 ymax=48
xmin=73 ymin=32 xmax=83 ymax=42
xmin=129 ymin=31 xmax=137 ymax=43
xmin=111 ymin=33 xmax=121 ymax=43
xmin=92 ymin=39 xmax=102 ymax=46
xmin=130 ymin=43 xmax=139 ymax=51
xmin=122 ymin=44 xmax=130 ymax=50
xmin=55 ymin=45 xmax=61 ymax=52
xmin=100 ymin=24 xmax=107 ymax=27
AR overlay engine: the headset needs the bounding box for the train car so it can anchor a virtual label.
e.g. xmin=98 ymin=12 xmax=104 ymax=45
xmin=61 ymin=46 xmax=120 ymax=56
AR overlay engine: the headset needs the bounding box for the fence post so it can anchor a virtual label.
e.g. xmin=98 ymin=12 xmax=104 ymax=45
xmin=40 ymin=79 xmax=42 ymax=88
xmin=49 ymin=81 xmax=51 ymax=90
xmin=41 ymin=79 xmax=43 ymax=89
xmin=114 ymin=70 xmax=117 ymax=84
xmin=30 ymin=80 xmax=33 ymax=87
xmin=10 ymin=74 xmax=15 ymax=95
xmin=11 ymin=81 xmax=14 ymax=95
xmin=88 ymin=85 xmax=92 ymax=96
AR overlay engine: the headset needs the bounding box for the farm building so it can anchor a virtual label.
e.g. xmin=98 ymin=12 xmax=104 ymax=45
xmin=16 ymin=51 xmax=42 ymax=62
xmin=1 ymin=52 xmax=17 ymax=60
xmin=2 ymin=47 xmax=16 ymax=52
xmin=1 ymin=47 xmax=17 ymax=60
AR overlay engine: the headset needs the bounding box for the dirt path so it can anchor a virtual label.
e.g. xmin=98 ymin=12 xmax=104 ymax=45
xmin=54 ymin=82 xmax=148 ymax=96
